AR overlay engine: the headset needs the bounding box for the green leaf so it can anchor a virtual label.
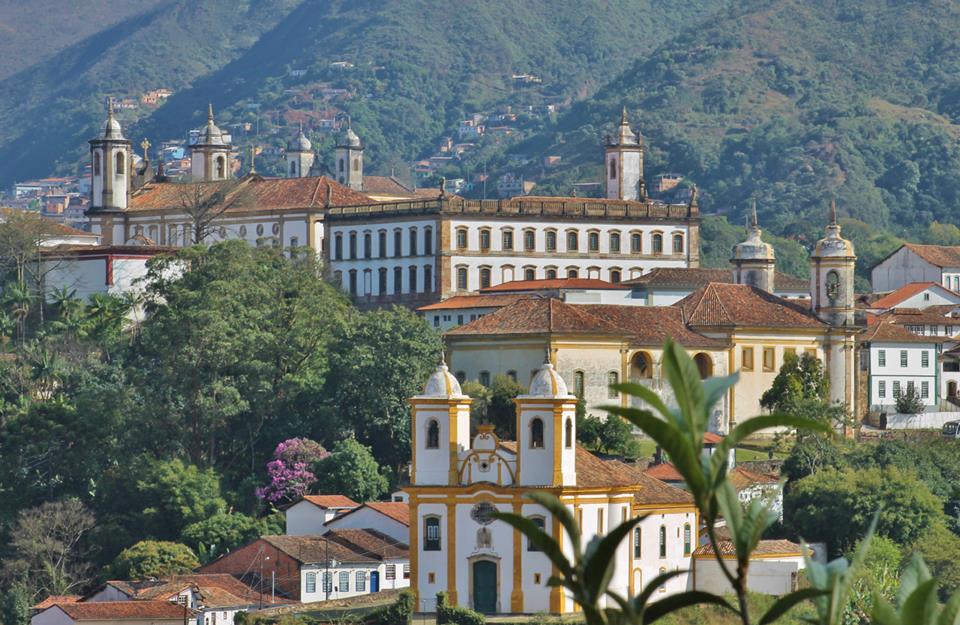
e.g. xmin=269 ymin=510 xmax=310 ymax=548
xmin=939 ymin=590 xmax=960 ymax=625
xmin=712 ymin=414 xmax=830 ymax=479
xmin=901 ymin=579 xmax=939 ymax=625
xmin=898 ymin=553 xmax=933 ymax=608
xmin=527 ymin=492 xmax=582 ymax=555
xmin=642 ymin=590 xmax=734 ymax=624
xmin=610 ymin=381 xmax=673 ymax=420
xmin=660 ymin=339 xmax=705 ymax=431
xmin=582 ymin=515 xmax=644 ymax=602
xmin=758 ymin=588 xmax=829 ymax=625
xmin=631 ymin=570 xmax=688 ymax=613
xmin=871 ymin=595 xmax=900 ymax=625
xmin=490 ymin=511 xmax=573 ymax=579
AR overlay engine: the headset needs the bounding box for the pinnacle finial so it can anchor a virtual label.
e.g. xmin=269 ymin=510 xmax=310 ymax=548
xmin=543 ymin=346 xmax=551 ymax=365
xmin=751 ymin=199 xmax=758 ymax=229
xmin=249 ymin=147 xmax=256 ymax=174
xmin=107 ymin=96 xmax=115 ymax=117
xmin=621 ymin=105 xmax=628 ymax=125
xmin=440 ymin=351 xmax=446 ymax=367
xmin=829 ymin=197 xmax=837 ymax=225
xmin=207 ymin=103 xmax=214 ymax=122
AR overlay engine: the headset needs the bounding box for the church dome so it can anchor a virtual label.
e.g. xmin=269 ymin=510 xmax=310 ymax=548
xmin=100 ymin=100 xmax=125 ymax=141
xmin=732 ymin=203 xmax=774 ymax=261
xmin=606 ymin=106 xmax=641 ymax=147
xmin=422 ymin=363 xmax=464 ymax=398
xmin=339 ymin=126 xmax=362 ymax=148
xmin=527 ymin=362 xmax=572 ymax=398
xmin=196 ymin=104 xmax=226 ymax=146
xmin=288 ymin=131 xmax=312 ymax=152
xmin=813 ymin=200 xmax=856 ymax=258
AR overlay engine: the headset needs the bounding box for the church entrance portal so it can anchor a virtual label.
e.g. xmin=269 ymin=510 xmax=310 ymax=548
xmin=472 ymin=560 xmax=497 ymax=614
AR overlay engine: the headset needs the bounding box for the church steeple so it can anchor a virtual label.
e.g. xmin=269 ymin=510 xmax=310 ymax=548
xmin=731 ymin=200 xmax=775 ymax=293
xmin=810 ymin=198 xmax=856 ymax=326
xmin=335 ymin=120 xmax=364 ymax=191
xmin=604 ymin=106 xmax=644 ymax=201
xmin=89 ymin=97 xmax=132 ymax=212
xmin=190 ymin=103 xmax=233 ymax=182
xmin=286 ymin=123 xmax=315 ymax=178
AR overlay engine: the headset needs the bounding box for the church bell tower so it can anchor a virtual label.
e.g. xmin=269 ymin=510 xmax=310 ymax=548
xmin=286 ymin=125 xmax=315 ymax=178
xmin=89 ymin=98 xmax=132 ymax=211
xmin=731 ymin=201 xmax=776 ymax=293
xmin=810 ymin=199 xmax=856 ymax=327
xmin=605 ymin=107 xmax=644 ymax=201
xmin=191 ymin=104 xmax=233 ymax=182
xmin=335 ymin=123 xmax=364 ymax=191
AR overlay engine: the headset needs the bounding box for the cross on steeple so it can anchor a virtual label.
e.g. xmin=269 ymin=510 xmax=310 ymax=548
xmin=140 ymin=139 xmax=151 ymax=161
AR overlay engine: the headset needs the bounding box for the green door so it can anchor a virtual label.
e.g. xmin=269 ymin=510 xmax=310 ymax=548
xmin=472 ymin=560 xmax=498 ymax=614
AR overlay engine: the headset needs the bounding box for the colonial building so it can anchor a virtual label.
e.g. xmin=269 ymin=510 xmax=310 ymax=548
xmin=871 ymin=243 xmax=960 ymax=292
xmin=406 ymin=361 xmax=698 ymax=614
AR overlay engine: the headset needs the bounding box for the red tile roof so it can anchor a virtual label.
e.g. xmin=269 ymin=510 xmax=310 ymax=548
xmin=693 ymin=539 xmax=804 ymax=557
xmin=480 ymin=278 xmax=629 ymax=293
xmin=333 ymin=501 xmax=410 ymax=527
xmin=903 ymin=243 xmax=960 ymax=268
xmin=728 ymin=466 xmax=780 ymax=490
xmin=623 ymin=267 xmax=808 ymax=291
xmin=643 ymin=462 xmax=684 ymax=482
xmin=870 ymin=282 xmax=948 ymax=310
xmin=362 ymin=176 xmax=413 ymax=195
xmin=861 ymin=318 xmax=944 ymax=344
xmin=679 ymin=283 xmax=825 ymax=329
xmin=301 ymin=494 xmax=359 ymax=509
xmin=32 ymin=596 xmax=80 ymax=610
xmin=325 ymin=528 xmax=408 ymax=559
xmin=703 ymin=432 xmax=724 ymax=444
xmin=128 ymin=175 xmax=371 ymax=212
xmin=126 ymin=574 xmax=290 ymax=607
xmin=260 ymin=529 xmax=407 ymax=564
xmin=417 ymin=294 xmax=531 ymax=311
xmin=446 ymin=298 xmax=724 ymax=348
xmin=55 ymin=601 xmax=192 ymax=620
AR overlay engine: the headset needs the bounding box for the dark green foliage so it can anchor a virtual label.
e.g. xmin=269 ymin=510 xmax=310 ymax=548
xmin=1 ymin=583 xmax=30 ymax=625
xmin=577 ymin=414 xmax=643 ymax=459
xmin=461 ymin=375 xmax=524 ymax=438
xmin=180 ymin=512 xmax=280 ymax=564
xmin=760 ymin=353 xmax=828 ymax=412
xmin=313 ymin=438 xmax=389 ymax=503
xmin=894 ymin=384 xmax=925 ymax=415
xmin=365 ymin=590 xmax=414 ymax=625
xmin=110 ymin=540 xmax=199 ymax=579
xmin=784 ymin=466 xmax=943 ymax=555
xmin=436 ymin=592 xmax=485 ymax=625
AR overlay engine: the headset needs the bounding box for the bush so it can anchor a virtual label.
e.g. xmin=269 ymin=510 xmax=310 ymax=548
xmin=894 ymin=384 xmax=925 ymax=414
xmin=366 ymin=590 xmax=414 ymax=625
xmin=111 ymin=540 xmax=200 ymax=578
xmin=436 ymin=592 xmax=484 ymax=625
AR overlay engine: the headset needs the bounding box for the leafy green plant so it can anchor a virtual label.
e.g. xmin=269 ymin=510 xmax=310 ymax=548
xmin=870 ymin=554 xmax=960 ymax=625
xmin=436 ymin=592 xmax=485 ymax=625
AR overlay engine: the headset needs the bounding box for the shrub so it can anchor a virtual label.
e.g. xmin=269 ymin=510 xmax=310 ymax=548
xmin=366 ymin=590 xmax=414 ymax=625
xmin=435 ymin=592 xmax=484 ymax=625
xmin=111 ymin=540 xmax=200 ymax=578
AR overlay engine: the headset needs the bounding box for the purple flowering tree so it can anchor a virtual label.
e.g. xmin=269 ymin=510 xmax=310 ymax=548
xmin=255 ymin=438 xmax=329 ymax=504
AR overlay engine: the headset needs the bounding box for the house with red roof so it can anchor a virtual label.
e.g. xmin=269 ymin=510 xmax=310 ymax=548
xmin=324 ymin=501 xmax=409 ymax=544
xmin=284 ymin=494 xmax=358 ymax=535
xmin=867 ymin=281 xmax=960 ymax=313
xmin=871 ymin=243 xmax=960 ymax=293
xmin=32 ymin=601 xmax=193 ymax=625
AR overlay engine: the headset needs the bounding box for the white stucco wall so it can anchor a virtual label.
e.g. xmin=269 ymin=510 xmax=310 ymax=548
xmin=300 ymin=559 xmax=409 ymax=601
xmin=866 ymin=342 xmax=938 ymax=409
xmin=871 ymin=247 xmax=944 ymax=293
xmin=694 ymin=556 xmax=804 ymax=596
xmin=326 ymin=508 xmax=409 ymax=544
xmin=631 ymin=512 xmax=696 ymax=596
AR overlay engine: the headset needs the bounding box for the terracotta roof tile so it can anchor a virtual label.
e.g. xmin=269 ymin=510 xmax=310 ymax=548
xmin=870 ymin=282 xmax=946 ymax=310
xmin=128 ymin=176 xmax=371 ymax=213
xmin=325 ymin=528 xmax=408 ymax=559
xmin=881 ymin=308 xmax=960 ymax=326
xmin=417 ymin=294 xmax=531 ymax=311
xmin=903 ymin=243 xmax=960 ymax=268
xmin=623 ymin=267 xmax=807 ymax=291
xmin=260 ymin=530 xmax=407 ymax=564
xmin=362 ymin=176 xmax=413 ymax=195
xmin=578 ymin=305 xmax=725 ymax=348
xmin=130 ymin=574 xmax=290 ymax=607
xmin=643 ymin=462 xmax=684 ymax=482
xmin=862 ymin=318 xmax=945 ymax=344
xmin=728 ymin=466 xmax=780 ymax=490
xmin=480 ymin=278 xmax=629 ymax=293
xmin=55 ymin=601 xmax=192 ymax=620
xmin=32 ymin=596 xmax=80 ymax=610
xmin=694 ymin=539 xmax=804 ymax=557
xmin=679 ymin=283 xmax=825 ymax=329
xmin=302 ymin=494 xmax=358 ymax=509
xmin=359 ymin=502 xmax=410 ymax=526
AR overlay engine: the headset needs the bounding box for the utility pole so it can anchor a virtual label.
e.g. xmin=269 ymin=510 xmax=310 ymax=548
xmin=324 ymin=537 xmax=330 ymax=601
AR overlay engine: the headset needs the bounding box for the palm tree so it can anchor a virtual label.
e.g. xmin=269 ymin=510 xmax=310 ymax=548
xmin=3 ymin=283 xmax=32 ymax=346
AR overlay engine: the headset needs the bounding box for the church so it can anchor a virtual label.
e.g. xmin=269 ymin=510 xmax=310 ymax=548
xmin=405 ymin=360 xmax=698 ymax=614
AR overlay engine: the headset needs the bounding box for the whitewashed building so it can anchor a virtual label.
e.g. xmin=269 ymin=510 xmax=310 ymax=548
xmin=325 ymin=502 xmax=410 ymax=544
xmin=284 ymin=495 xmax=359 ymax=536
xmin=693 ymin=540 xmax=806 ymax=596
xmin=871 ymin=244 xmax=960 ymax=293
xmin=860 ymin=319 xmax=943 ymax=412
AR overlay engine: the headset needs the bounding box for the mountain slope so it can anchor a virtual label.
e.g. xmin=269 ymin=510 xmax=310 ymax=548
xmin=521 ymin=0 xmax=960 ymax=252
xmin=0 ymin=0 xmax=730 ymax=187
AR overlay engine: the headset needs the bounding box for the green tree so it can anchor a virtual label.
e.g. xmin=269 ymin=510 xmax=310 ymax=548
xmin=894 ymin=384 xmax=925 ymax=415
xmin=324 ymin=306 xmax=441 ymax=474
xmin=785 ymin=466 xmax=943 ymax=555
xmin=760 ymin=352 xmax=828 ymax=412
xmin=846 ymin=535 xmax=902 ymax=619
xmin=487 ymin=374 xmax=525 ymax=438
xmin=1 ymin=583 xmax=30 ymax=625
xmin=913 ymin=522 xmax=960 ymax=601
xmin=111 ymin=541 xmax=200 ymax=579
xmin=181 ymin=512 xmax=281 ymax=564
xmin=461 ymin=381 xmax=491 ymax=427
xmin=134 ymin=458 xmax=227 ymax=540
xmin=313 ymin=437 xmax=388 ymax=502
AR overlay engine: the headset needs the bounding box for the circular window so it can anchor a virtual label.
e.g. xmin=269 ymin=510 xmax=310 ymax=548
xmin=239 ymin=226 xmax=247 ymax=237
xmin=272 ymin=223 xmax=280 ymax=235
xmin=470 ymin=502 xmax=496 ymax=525
xmin=256 ymin=224 xmax=264 ymax=236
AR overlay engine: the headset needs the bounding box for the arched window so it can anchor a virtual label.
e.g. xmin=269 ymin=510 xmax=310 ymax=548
xmin=524 ymin=268 xmax=535 ymax=281
xmin=826 ymin=270 xmax=841 ymax=301
xmin=424 ymin=516 xmax=441 ymax=551
xmin=93 ymin=152 xmax=101 ymax=176
xmin=393 ymin=230 xmax=402 ymax=257
xmin=652 ymin=233 xmax=663 ymax=255
xmin=574 ymin=370 xmax=585 ymax=397
xmin=349 ymin=232 xmax=357 ymax=259
xmin=290 ymin=161 xmax=297 ymax=176
xmin=424 ymin=227 xmax=433 ymax=255
xmin=546 ymin=268 xmax=557 ymax=279
xmin=607 ymin=371 xmax=619 ymax=399
xmin=694 ymin=353 xmax=713 ymax=379
xmin=683 ymin=523 xmax=692 ymax=555
xmin=564 ymin=418 xmax=573 ymax=449
xmin=456 ymin=228 xmax=468 ymax=250
xmin=566 ymin=230 xmax=579 ymax=251
xmin=348 ymin=270 xmax=357 ymax=295
xmin=409 ymin=265 xmax=418 ymax=293
xmin=507 ymin=370 xmax=517 ymax=382
xmin=363 ymin=232 xmax=372 ymax=259
xmin=378 ymin=231 xmax=387 ymax=258
xmin=673 ymin=233 xmax=684 ymax=254
xmin=480 ymin=267 xmax=491 ymax=289
xmin=353 ymin=157 xmax=360 ymax=172
xmin=334 ymin=233 xmax=343 ymax=260
xmin=216 ymin=155 xmax=225 ymax=179
xmin=632 ymin=352 xmax=652 ymax=379
xmin=378 ymin=267 xmax=387 ymax=295
xmin=424 ymin=265 xmax=433 ymax=292
xmin=588 ymin=232 xmax=600 ymax=252
xmin=479 ymin=371 xmax=491 ymax=386
xmin=409 ymin=228 xmax=418 ymax=256
xmin=528 ymin=516 xmax=546 ymax=551
xmin=426 ymin=420 xmax=440 ymax=449
xmin=633 ymin=527 xmax=642 ymax=558
xmin=545 ymin=230 xmax=557 ymax=252
xmin=567 ymin=267 xmax=579 ymax=279
xmin=479 ymin=228 xmax=491 ymax=250
xmin=456 ymin=267 xmax=468 ymax=290
xmin=610 ymin=232 xmax=621 ymax=253
xmin=609 ymin=158 xmax=617 ymax=179
xmin=530 ymin=418 xmax=544 ymax=448
xmin=502 ymin=229 xmax=514 ymax=250
xmin=631 ymin=233 xmax=642 ymax=254
xmin=659 ymin=525 xmax=667 ymax=558
xmin=610 ymin=269 xmax=622 ymax=284
xmin=115 ymin=151 xmax=125 ymax=174
xmin=338 ymin=158 xmax=345 ymax=173
xmin=523 ymin=229 xmax=536 ymax=251
xmin=393 ymin=266 xmax=402 ymax=295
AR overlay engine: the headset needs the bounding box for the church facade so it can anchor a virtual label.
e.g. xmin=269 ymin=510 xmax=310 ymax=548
xmin=405 ymin=361 xmax=698 ymax=614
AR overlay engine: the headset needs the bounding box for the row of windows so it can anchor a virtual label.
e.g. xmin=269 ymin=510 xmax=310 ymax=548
xmin=304 ymin=565 xmax=410 ymax=594
xmin=741 ymin=346 xmax=818 ymax=373
xmin=456 ymin=227 xmax=684 ymax=255
xmin=455 ymin=265 xmax=630 ymax=290
xmin=424 ymin=416 xmax=573 ymax=450
xmin=877 ymin=349 xmax=930 ymax=368
xmin=631 ymin=524 xmax=692 ymax=559
xmin=132 ymin=222 xmax=299 ymax=248
xmin=334 ymin=266 xmax=434 ymax=296
xmin=92 ymin=150 xmax=126 ymax=176
xmin=333 ymin=227 xmax=434 ymax=261
xmin=877 ymin=380 xmax=930 ymax=399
